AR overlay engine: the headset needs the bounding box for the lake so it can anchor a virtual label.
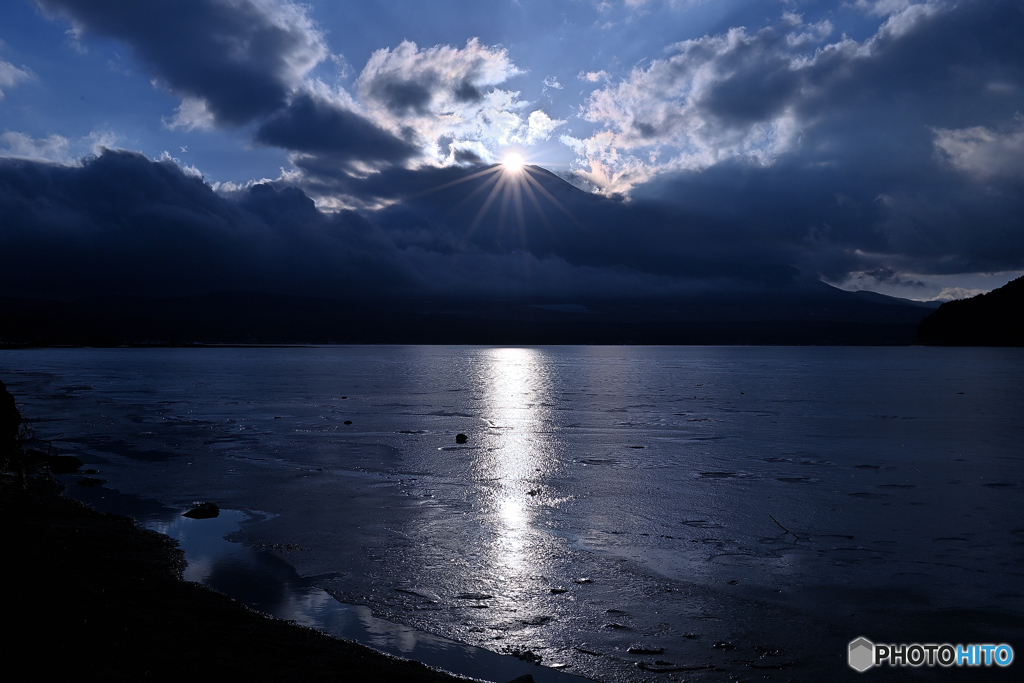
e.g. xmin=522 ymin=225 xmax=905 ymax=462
xmin=3 ymin=346 xmax=1022 ymax=681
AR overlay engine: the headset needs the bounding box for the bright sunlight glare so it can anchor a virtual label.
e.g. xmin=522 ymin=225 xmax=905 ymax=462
xmin=502 ymin=153 xmax=525 ymax=172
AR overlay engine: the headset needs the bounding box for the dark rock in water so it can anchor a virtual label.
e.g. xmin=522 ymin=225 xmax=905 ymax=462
xmin=510 ymin=649 xmax=542 ymax=664
xmin=343 ymin=420 xmax=352 ymax=425
xmin=505 ymin=676 xmax=535 ymax=683
xmin=627 ymin=645 xmax=665 ymax=654
xmin=636 ymin=661 xmax=700 ymax=673
xmin=455 ymin=433 xmax=468 ymax=444
xmin=394 ymin=587 xmax=435 ymax=601
xmin=713 ymin=641 xmax=736 ymax=650
xmin=455 ymin=592 xmax=493 ymax=600
xmin=23 ymin=448 xmax=49 ymax=466
xmin=183 ymin=502 xmax=220 ymax=519
xmin=549 ymin=587 xmax=567 ymax=594
xmin=50 ymin=455 xmax=85 ymax=475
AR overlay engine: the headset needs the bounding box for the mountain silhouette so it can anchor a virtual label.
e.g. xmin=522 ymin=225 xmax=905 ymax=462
xmin=917 ymin=276 xmax=1024 ymax=346
xmin=1 ymin=281 xmax=934 ymax=346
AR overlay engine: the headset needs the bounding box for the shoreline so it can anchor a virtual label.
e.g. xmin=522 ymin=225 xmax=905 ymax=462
xmin=0 ymin=379 xmax=490 ymax=682
xmin=1 ymin=470 xmax=488 ymax=681
xmin=59 ymin=477 xmax=588 ymax=683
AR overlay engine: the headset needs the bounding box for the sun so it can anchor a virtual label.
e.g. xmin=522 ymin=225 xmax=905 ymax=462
xmin=410 ymin=152 xmax=576 ymax=239
xmin=502 ymin=153 xmax=525 ymax=172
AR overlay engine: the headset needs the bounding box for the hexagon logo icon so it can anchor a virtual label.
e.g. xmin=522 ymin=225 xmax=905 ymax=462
xmin=849 ymin=637 xmax=875 ymax=672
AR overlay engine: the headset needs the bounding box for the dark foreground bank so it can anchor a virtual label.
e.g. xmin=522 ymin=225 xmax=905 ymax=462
xmin=1 ymin=477 xmax=486 ymax=681
xmin=0 ymin=381 xmax=475 ymax=682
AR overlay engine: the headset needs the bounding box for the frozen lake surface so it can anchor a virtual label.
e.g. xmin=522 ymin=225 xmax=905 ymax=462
xmin=3 ymin=346 xmax=1022 ymax=681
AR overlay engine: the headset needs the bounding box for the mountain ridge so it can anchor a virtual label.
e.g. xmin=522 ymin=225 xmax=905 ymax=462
xmin=917 ymin=276 xmax=1024 ymax=346
xmin=1 ymin=281 xmax=933 ymax=346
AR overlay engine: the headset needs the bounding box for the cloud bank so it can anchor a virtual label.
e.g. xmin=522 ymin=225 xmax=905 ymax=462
xmin=569 ymin=1 xmax=1023 ymax=193
xmin=2 ymin=150 xmax=783 ymax=303
xmin=32 ymin=0 xmax=572 ymax=210
xmin=4 ymin=0 xmax=1022 ymax=303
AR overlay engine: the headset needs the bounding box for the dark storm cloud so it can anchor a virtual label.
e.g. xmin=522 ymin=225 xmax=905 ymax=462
xmin=577 ymin=0 xmax=1024 ymax=280
xmin=787 ymin=1 xmax=1024 ymax=159
xmin=0 ymin=150 xmax=413 ymax=300
xmin=254 ymin=94 xmax=418 ymax=164
xmin=452 ymin=80 xmax=483 ymax=103
xmin=34 ymin=0 xmax=428 ymax=174
xmin=368 ymin=77 xmax=437 ymax=116
xmin=355 ymin=39 xmax=517 ymax=117
xmin=0 ymin=151 xmax=810 ymax=306
xmin=584 ymin=1 xmax=1024 ymax=166
xmin=633 ymin=152 xmax=1024 ymax=283
xmin=362 ymin=71 xmax=486 ymax=115
xmin=810 ymin=3 xmax=1023 ymax=115
xmin=36 ymin=0 xmax=326 ymax=126
xmin=696 ymin=34 xmax=802 ymax=129
xmin=776 ymin=0 xmax=1024 ymax=278
xmin=452 ymin=147 xmax=484 ymax=164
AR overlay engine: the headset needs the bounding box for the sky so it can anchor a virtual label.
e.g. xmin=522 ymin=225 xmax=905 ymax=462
xmin=1 ymin=0 xmax=1022 ymax=304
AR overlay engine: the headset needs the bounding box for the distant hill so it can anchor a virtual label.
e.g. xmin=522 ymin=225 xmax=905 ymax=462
xmin=917 ymin=276 xmax=1024 ymax=346
xmin=852 ymin=290 xmax=941 ymax=309
xmin=0 ymin=282 xmax=934 ymax=346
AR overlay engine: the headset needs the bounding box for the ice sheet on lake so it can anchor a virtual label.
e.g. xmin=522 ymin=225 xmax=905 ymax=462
xmin=4 ymin=345 xmax=1023 ymax=682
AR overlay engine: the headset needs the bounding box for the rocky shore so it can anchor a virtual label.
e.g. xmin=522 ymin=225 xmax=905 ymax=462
xmin=0 ymin=380 xmax=478 ymax=681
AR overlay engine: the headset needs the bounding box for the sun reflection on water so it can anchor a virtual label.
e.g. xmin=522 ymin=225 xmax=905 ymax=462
xmin=477 ymin=347 xmax=551 ymax=577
